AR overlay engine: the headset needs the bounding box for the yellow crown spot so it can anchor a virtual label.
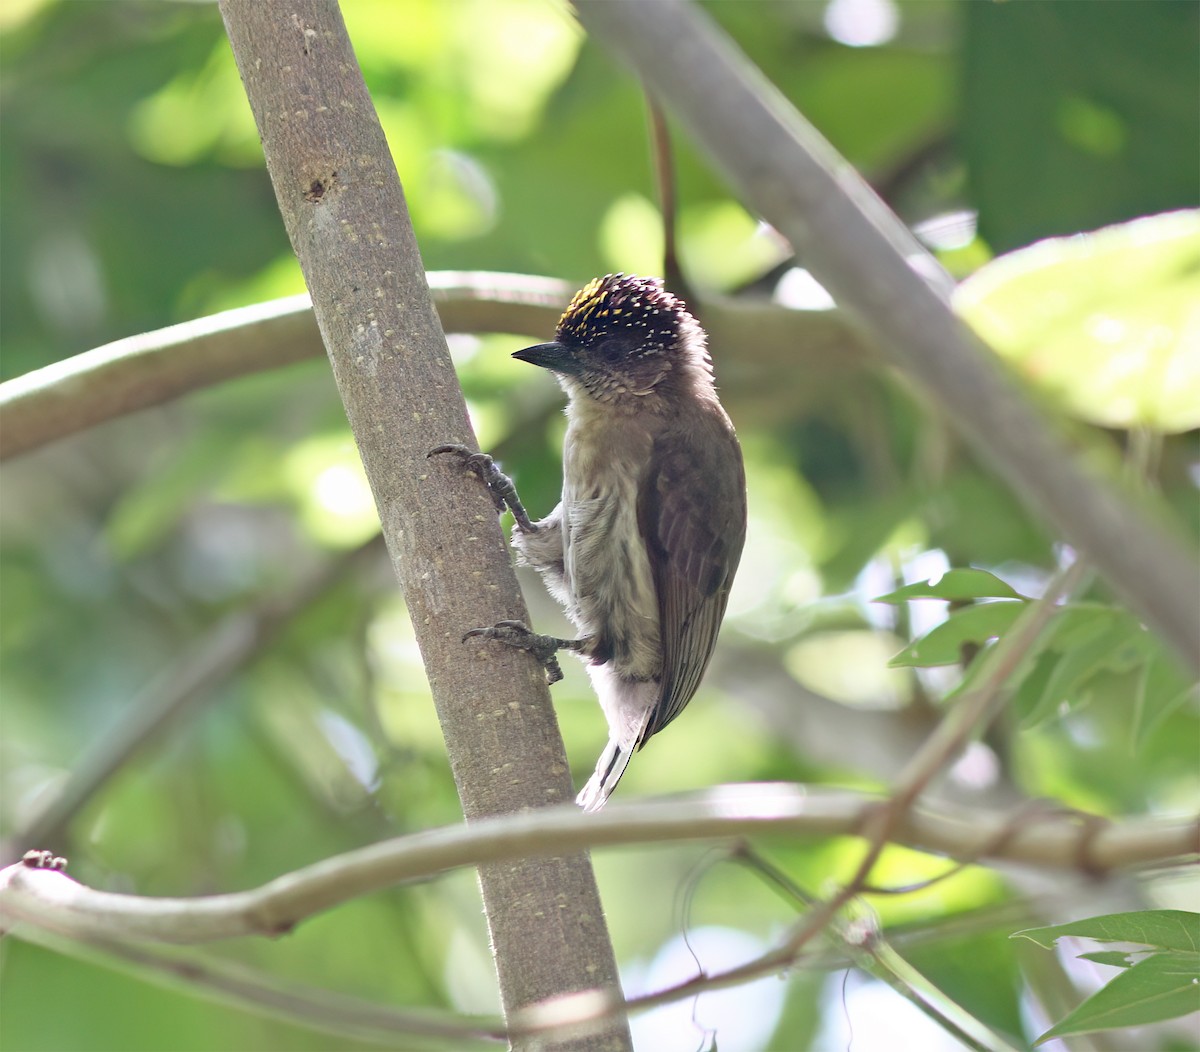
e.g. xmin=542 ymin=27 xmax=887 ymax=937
xmin=560 ymin=276 xmax=608 ymax=328
xmin=555 ymin=273 xmax=695 ymax=360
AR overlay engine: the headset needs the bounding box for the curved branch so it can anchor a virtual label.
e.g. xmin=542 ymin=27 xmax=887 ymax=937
xmin=574 ymin=0 xmax=1200 ymax=671
xmin=0 ymin=275 xmax=864 ymax=461
xmin=0 ymin=274 xmax=565 ymax=462
xmin=3 ymin=786 xmax=1195 ymax=946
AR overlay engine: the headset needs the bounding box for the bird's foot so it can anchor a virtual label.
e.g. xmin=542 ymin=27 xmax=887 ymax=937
xmin=427 ymin=445 xmax=536 ymax=531
xmin=463 ymin=619 xmax=584 ymax=685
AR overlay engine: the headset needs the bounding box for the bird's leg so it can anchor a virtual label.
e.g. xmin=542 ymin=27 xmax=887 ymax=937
xmin=430 ymin=446 xmax=577 ymax=682
xmin=427 ymin=444 xmax=538 ymax=532
xmin=463 ymin=620 xmax=589 ymax=685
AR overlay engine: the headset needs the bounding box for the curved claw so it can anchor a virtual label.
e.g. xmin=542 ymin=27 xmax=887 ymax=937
xmin=427 ymin=443 xmax=471 ymax=459
xmin=428 ymin=444 xmax=492 ymax=475
xmin=463 ymin=620 xmax=571 ymax=685
xmin=427 ymin=444 xmax=535 ymax=524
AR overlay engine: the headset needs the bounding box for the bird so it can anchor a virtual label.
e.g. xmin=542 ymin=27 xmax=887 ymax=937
xmin=432 ymin=273 xmax=746 ymax=810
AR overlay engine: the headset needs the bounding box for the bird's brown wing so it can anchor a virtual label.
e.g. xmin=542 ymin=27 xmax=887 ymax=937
xmin=637 ymin=410 xmax=747 ymax=742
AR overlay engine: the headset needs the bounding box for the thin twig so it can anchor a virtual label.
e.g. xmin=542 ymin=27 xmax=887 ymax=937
xmin=734 ymin=847 xmax=1021 ymax=1052
xmin=645 ymin=96 xmax=687 ymax=300
xmin=869 ymin=558 xmax=1092 ymax=846
xmin=567 ymin=558 xmax=1104 ymax=1019
xmin=0 ymin=275 xmax=563 ymax=461
xmin=782 ymin=559 xmax=1093 ymax=963
xmin=7 ymin=862 xmax=1137 ymax=1048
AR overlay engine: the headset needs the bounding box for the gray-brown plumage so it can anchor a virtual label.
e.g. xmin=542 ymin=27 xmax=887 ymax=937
xmin=435 ymin=274 xmax=746 ymax=810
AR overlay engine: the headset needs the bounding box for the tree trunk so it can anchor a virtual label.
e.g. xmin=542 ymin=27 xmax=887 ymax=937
xmin=219 ymin=3 xmax=630 ymax=1047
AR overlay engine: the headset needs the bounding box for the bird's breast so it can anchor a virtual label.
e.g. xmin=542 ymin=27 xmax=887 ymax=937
xmin=559 ymin=410 xmax=661 ymax=679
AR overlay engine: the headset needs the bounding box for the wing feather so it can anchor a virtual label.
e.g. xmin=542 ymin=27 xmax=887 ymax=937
xmin=637 ymin=408 xmax=746 ymax=743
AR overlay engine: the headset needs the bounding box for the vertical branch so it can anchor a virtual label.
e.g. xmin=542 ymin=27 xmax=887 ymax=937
xmin=217 ymin=3 xmax=629 ymax=1047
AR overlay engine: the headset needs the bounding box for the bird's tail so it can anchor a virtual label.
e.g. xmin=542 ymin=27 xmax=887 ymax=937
xmin=577 ymin=674 xmax=654 ymax=811
xmin=576 ymin=739 xmax=634 ymax=812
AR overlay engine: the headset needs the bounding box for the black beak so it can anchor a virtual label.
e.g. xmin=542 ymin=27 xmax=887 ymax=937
xmin=512 ymin=341 xmax=579 ymax=375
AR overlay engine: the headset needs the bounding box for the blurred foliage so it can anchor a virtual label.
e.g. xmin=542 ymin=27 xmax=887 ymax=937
xmin=1 ymin=1 xmax=1197 ymax=1051
xmin=956 ymin=211 xmax=1200 ymax=433
xmin=962 ymin=0 xmax=1199 ymax=253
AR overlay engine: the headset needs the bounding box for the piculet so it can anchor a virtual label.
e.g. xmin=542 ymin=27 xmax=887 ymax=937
xmin=432 ymin=273 xmax=746 ymax=810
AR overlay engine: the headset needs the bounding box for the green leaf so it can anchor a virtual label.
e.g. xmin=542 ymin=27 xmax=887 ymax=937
xmin=1133 ymin=649 xmax=1198 ymax=747
xmin=1034 ymin=951 xmax=1200 ymax=1043
xmin=955 ymin=210 xmax=1200 ymax=432
xmin=1013 ymin=910 xmax=1200 ymax=953
xmin=1011 ymin=648 xmax=1061 ymax=722
xmin=1077 ymin=950 xmax=1136 ymax=969
xmin=1020 ymin=607 xmax=1138 ymax=726
xmin=873 ymin=568 xmax=1027 ymax=604
xmin=1006 ymin=603 xmax=1196 ymax=732
xmin=889 ymin=601 xmax=1024 ymax=668
xmin=963 ymin=2 xmax=1199 ymax=254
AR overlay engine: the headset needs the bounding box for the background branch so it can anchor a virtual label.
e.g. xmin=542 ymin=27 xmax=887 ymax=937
xmin=217 ymin=3 xmax=628 ymax=1048
xmin=4 ymin=787 xmax=1195 ymax=945
xmin=0 ymin=537 xmax=388 ymax=867
xmin=574 ymin=0 xmax=1200 ymax=671
xmin=8 ymin=893 xmax=1096 ymax=1048
xmin=0 ymin=277 xmax=864 ymax=461
xmin=12 ymin=926 xmax=505 ymax=1048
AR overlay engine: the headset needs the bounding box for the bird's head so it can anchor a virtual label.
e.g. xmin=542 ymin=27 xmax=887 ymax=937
xmin=513 ymin=274 xmax=710 ymax=405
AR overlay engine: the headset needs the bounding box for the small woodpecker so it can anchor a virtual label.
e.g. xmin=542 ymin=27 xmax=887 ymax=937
xmin=433 ymin=273 xmax=746 ymax=810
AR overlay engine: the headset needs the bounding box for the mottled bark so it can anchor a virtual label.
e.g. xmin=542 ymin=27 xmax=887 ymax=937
xmin=218 ymin=2 xmax=629 ymax=1047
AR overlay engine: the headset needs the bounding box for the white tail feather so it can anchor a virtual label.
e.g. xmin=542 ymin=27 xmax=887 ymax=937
xmin=576 ymin=738 xmax=634 ymax=812
xmin=577 ymin=668 xmax=655 ymax=811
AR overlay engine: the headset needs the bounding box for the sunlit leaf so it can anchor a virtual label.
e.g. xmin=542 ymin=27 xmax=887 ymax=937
xmin=956 ymin=210 xmax=1200 ymax=432
xmin=873 ymin=568 xmax=1026 ymax=604
xmin=1014 ymin=910 xmax=1200 ymax=953
xmin=1077 ymin=950 xmax=1137 ymax=969
xmin=3 ymin=2 xmax=1198 ymax=1047
xmin=888 ymin=601 xmax=1024 ymax=668
xmin=1016 ymin=913 xmax=1200 ymax=1042
xmin=1011 ymin=647 xmax=1059 ymax=723
xmin=1012 ymin=604 xmax=1197 ymax=731
xmin=1019 ymin=606 xmax=1139 ymax=726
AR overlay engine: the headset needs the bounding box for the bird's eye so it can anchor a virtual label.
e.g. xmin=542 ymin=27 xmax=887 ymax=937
xmin=596 ymin=340 xmax=624 ymax=363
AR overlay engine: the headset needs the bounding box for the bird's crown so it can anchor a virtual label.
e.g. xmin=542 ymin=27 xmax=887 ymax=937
xmin=555 ymin=273 xmax=697 ymax=359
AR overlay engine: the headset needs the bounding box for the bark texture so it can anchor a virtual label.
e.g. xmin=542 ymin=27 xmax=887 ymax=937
xmin=219 ymin=3 xmax=629 ymax=1047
